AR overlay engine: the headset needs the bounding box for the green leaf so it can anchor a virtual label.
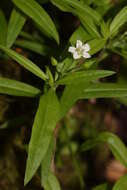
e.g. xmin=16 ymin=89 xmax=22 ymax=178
xmin=15 ymin=39 xmax=50 ymax=56
xmin=41 ymin=138 xmax=61 ymax=190
xmin=51 ymin=0 xmax=71 ymax=12
xmin=41 ymin=137 xmax=55 ymax=183
xmin=60 ymin=83 xmax=127 ymax=118
xmin=43 ymin=172 xmax=61 ymax=190
xmin=81 ymin=83 xmax=127 ymax=99
xmin=92 ymin=183 xmax=110 ymax=190
xmin=110 ymin=6 xmax=127 ymax=36
xmin=0 ymin=9 xmax=7 ymax=45
xmin=0 ymin=77 xmax=40 ymax=97
xmin=82 ymin=132 xmax=127 ymax=167
xmin=89 ymin=38 xmax=106 ymax=55
xmin=50 ymin=0 xmax=102 ymax=37
xmin=69 ymin=26 xmax=92 ymax=46
xmin=57 ymin=70 xmax=115 ymax=85
xmin=51 ymin=0 xmax=101 ymax=38
xmin=19 ymin=31 xmax=36 ymax=41
xmin=60 ymin=82 xmax=89 ymax=118
xmin=7 ymin=8 xmax=26 ymax=48
xmin=78 ymin=15 xmax=101 ymax=38
xmin=100 ymin=21 xmax=110 ymax=39
xmin=0 ymin=45 xmax=47 ymax=81
xmin=51 ymin=0 xmax=102 ymax=24
xmin=113 ymin=174 xmax=127 ymax=190
xmin=13 ymin=0 xmax=59 ymax=44
xmin=24 ymin=89 xmax=60 ymax=185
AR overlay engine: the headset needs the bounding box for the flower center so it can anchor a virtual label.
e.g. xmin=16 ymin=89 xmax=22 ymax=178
xmin=76 ymin=47 xmax=83 ymax=55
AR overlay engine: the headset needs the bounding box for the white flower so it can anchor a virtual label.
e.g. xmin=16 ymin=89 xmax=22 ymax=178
xmin=68 ymin=40 xmax=91 ymax=60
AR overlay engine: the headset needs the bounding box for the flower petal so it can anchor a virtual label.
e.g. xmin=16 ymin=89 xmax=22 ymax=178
xmin=82 ymin=51 xmax=91 ymax=59
xmin=73 ymin=52 xmax=81 ymax=59
xmin=76 ymin=40 xmax=82 ymax=48
xmin=68 ymin=46 xmax=76 ymax=53
xmin=82 ymin=43 xmax=90 ymax=52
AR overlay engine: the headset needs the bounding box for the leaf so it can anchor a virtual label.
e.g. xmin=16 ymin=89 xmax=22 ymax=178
xmin=82 ymin=132 xmax=127 ymax=167
xmin=69 ymin=0 xmax=101 ymax=24
xmin=0 ymin=77 xmax=40 ymax=97
xmin=13 ymin=0 xmax=59 ymax=44
xmin=57 ymin=70 xmax=115 ymax=85
xmin=19 ymin=31 xmax=36 ymax=41
xmin=60 ymin=83 xmax=127 ymax=118
xmin=0 ymin=9 xmax=7 ymax=45
xmin=51 ymin=0 xmax=72 ymax=12
xmin=92 ymin=183 xmax=110 ymax=190
xmin=0 ymin=45 xmax=47 ymax=81
xmin=41 ymin=138 xmax=61 ymax=190
xmin=41 ymin=137 xmax=55 ymax=183
xmin=89 ymin=38 xmax=106 ymax=55
xmin=6 ymin=8 xmax=26 ymax=48
xmin=43 ymin=172 xmax=61 ymax=190
xmin=113 ymin=174 xmax=127 ymax=190
xmin=69 ymin=26 xmax=92 ymax=46
xmin=100 ymin=21 xmax=110 ymax=39
xmin=51 ymin=0 xmax=102 ymax=24
xmin=51 ymin=0 xmax=101 ymax=37
xmin=15 ymin=39 xmax=50 ymax=56
xmin=78 ymin=15 xmax=101 ymax=38
xmin=81 ymin=83 xmax=127 ymax=99
xmin=110 ymin=6 xmax=127 ymax=36
xmin=24 ymin=89 xmax=60 ymax=185
xmin=60 ymin=82 xmax=90 ymax=118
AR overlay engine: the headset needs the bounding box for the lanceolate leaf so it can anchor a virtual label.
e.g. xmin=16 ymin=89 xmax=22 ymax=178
xmin=51 ymin=0 xmax=101 ymax=37
xmin=78 ymin=15 xmax=101 ymax=38
xmin=50 ymin=0 xmax=72 ymax=12
xmin=89 ymin=38 xmax=106 ymax=55
xmin=51 ymin=0 xmax=102 ymax=24
xmin=67 ymin=0 xmax=101 ymax=24
xmin=41 ymin=137 xmax=61 ymax=190
xmin=6 ymin=8 xmax=26 ymax=48
xmin=42 ymin=172 xmax=61 ymax=190
xmin=110 ymin=6 xmax=127 ymax=36
xmin=70 ymin=26 xmax=92 ymax=45
xmin=41 ymin=137 xmax=55 ymax=183
xmin=82 ymin=132 xmax=127 ymax=167
xmin=24 ymin=89 xmax=60 ymax=185
xmin=60 ymin=82 xmax=89 ymax=118
xmin=81 ymin=83 xmax=127 ymax=99
xmin=112 ymin=174 xmax=127 ymax=190
xmin=15 ymin=39 xmax=50 ymax=56
xmin=60 ymin=83 xmax=127 ymax=118
xmin=0 ymin=45 xmax=47 ymax=81
xmin=57 ymin=70 xmax=115 ymax=85
xmin=0 ymin=9 xmax=7 ymax=46
xmin=0 ymin=77 xmax=40 ymax=97
xmin=13 ymin=0 xmax=59 ymax=44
